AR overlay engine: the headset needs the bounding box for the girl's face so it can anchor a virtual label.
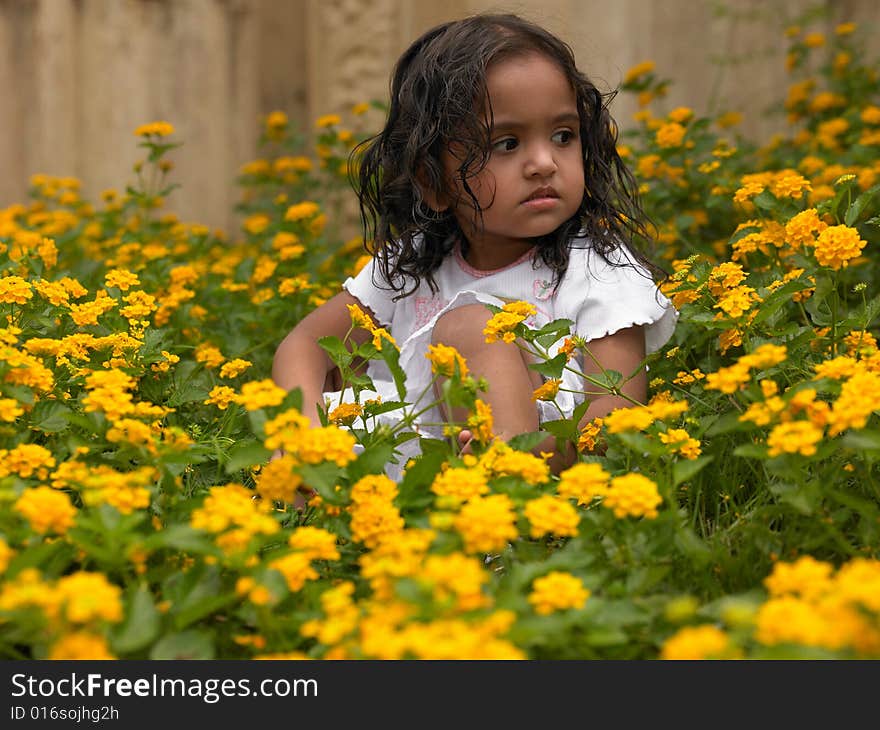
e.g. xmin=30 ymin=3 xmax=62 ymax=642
xmin=441 ymin=52 xmax=585 ymax=267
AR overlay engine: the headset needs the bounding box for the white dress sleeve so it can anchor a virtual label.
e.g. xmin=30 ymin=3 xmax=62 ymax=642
xmin=561 ymin=245 xmax=678 ymax=354
xmin=342 ymin=257 xmax=396 ymax=327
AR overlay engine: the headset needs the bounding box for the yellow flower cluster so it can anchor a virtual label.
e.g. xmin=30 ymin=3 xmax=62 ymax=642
xmin=524 ymin=495 xmax=580 ymax=538
xmin=602 ymin=473 xmax=662 ymax=519
xmin=190 ymin=483 xmax=279 ymax=555
xmin=755 ymin=557 xmax=880 ymax=654
xmin=425 ymin=343 xmax=469 ymax=378
xmin=348 ymin=474 xmax=405 ymax=549
xmin=557 ymin=462 xmax=610 ymax=504
xmin=603 ymin=397 xmax=688 ymax=433
xmin=661 ymin=624 xmax=735 ymax=660
xmin=528 ymin=571 xmax=590 ymax=615
xmin=14 ymin=487 xmax=77 ymax=534
xmin=483 ymin=301 xmax=536 ymax=344
xmin=431 ymin=465 xmax=489 ymax=501
xmin=134 ymin=121 xmax=175 ymax=138
xmin=453 ymin=493 xmax=518 ymax=554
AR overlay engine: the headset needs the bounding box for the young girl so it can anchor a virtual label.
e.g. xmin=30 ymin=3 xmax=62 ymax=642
xmin=273 ymin=13 xmax=677 ymax=475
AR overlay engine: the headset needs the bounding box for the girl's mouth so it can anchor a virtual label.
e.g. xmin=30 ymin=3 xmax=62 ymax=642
xmin=522 ymin=187 xmax=560 ymax=210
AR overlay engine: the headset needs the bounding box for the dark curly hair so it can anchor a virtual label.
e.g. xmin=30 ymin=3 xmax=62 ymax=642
xmin=351 ymin=12 xmax=663 ymax=299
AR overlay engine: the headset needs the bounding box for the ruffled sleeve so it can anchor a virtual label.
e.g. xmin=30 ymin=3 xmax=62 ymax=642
xmin=342 ymin=257 xmax=396 ymax=327
xmin=561 ymin=244 xmax=678 ymax=354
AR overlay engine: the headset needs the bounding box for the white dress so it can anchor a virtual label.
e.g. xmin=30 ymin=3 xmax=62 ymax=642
xmin=329 ymin=235 xmax=678 ymax=477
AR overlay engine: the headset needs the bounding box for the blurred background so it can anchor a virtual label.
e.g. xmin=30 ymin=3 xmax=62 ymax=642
xmin=0 ymin=0 xmax=876 ymax=233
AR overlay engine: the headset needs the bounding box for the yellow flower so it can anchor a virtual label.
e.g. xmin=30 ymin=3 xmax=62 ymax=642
xmin=14 ymin=487 xmax=77 ymax=534
xmin=812 ymin=225 xmax=866 ymax=270
xmin=764 ymin=556 xmax=834 ymax=601
xmin=524 ymin=495 xmax=580 ymax=538
xmin=577 ymin=417 xmax=604 ymax=452
xmin=803 ymin=32 xmax=825 ymax=47
xmin=104 ymin=268 xmax=140 ymax=291
xmin=828 ymin=370 xmax=880 ymax=435
xmin=483 ymin=301 xmax=535 ymax=344
xmin=766 ymin=421 xmax=823 ymax=457
xmin=134 ymin=121 xmax=175 ymax=137
xmin=284 ymin=201 xmax=321 ymax=221
xmin=265 ymin=110 xmax=288 ymax=138
xmin=467 ymin=399 xmax=494 ymax=443
xmin=431 ymin=466 xmax=489 ymax=501
xmin=556 ymin=462 xmax=610 ymax=504
xmin=661 ymin=625 xmax=734 ymax=660
xmin=704 ymin=363 xmax=750 ymax=394
xmin=655 ymin=122 xmax=686 ymax=148
xmin=49 ymin=632 xmax=115 ymax=660
xmin=219 ymin=358 xmax=253 ymax=379
xmin=489 ymin=449 xmax=550 ymax=485
xmin=785 ymin=208 xmax=827 ymax=248
xmin=623 ymin=60 xmax=656 ymax=85
xmin=288 ymin=526 xmax=340 ymax=562
xmin=426 ymin=343 xmax=469 ymax=378
xmin=659 ymin=428 xmax=702 ymax=459
xmin=254 ymin=454 xmax=303 ymax=504
xmin=453 ymin=494 xmax=518 ymax=554
xmin=603 ymin=474 xmax=662 ymax=519
xmin=0 ymin=276 xmax=33 ymax=304
xmin=370 ymin=327 xmax=397 ymax=351
xmin=204 ymin=385 xmax=237 ymax=410
xmin=329 ymin=402 xmax=364 ymax=426
xmin=531 ymin=379 xmax=561 ymax=402
xmin=55 ymin=572 xmax=124 ymax=623
xmin=315 ymin=114 xmax=342 ymax=128
xmin=269 ymin=552 xmax=318 ymax=592
xmin=234 ymin=379 xmax=287 ymax=411
xmin=528 ymin=571 xmax=590 ymax=615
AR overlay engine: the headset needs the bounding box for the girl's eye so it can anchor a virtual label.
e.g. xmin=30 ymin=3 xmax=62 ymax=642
xmin=491 ymin=137 xmax=518 ymax=153
xmin=551 ymin=129 xmax=576 ymax=145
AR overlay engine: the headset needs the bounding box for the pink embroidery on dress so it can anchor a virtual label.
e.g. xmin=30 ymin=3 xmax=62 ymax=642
xmin=414 ymin=297 xmax=449 ymax=328
xmin=533 ymin=279 xmax=553 ymax=301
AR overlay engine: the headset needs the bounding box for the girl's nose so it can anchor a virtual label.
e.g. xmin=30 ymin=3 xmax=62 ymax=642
xmin=524 ymin=144 xmax=557 ymax=177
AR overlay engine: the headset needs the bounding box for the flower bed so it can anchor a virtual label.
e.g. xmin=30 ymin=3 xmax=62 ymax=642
xmin=0 ymin=22 xmax=878 ymax=660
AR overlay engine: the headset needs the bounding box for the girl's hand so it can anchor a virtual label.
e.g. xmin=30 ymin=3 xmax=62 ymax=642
xmin=457 ymin=429 xmax=475 ymax=455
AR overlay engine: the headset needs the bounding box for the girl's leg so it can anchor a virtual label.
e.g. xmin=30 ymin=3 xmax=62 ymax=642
xmin=431 ymin=303 xmax=543 ymax=441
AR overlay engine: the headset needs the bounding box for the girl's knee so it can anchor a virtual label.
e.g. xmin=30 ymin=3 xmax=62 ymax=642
xmin=431 ymin=304 xmax=491 ymax=347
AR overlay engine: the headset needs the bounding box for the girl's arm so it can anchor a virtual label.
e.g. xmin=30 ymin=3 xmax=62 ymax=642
xmin=272 ymin=290 xmax=377 ymax=426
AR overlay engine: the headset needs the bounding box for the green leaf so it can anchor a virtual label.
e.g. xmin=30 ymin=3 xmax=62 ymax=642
xmin=111 ymin=585 xmax=161 ymax=654
xmin=299 ymin=462 xmax=345 ymax=504
xmin=377 ymin=338 xmax=407 ymax=401
xmin=528 ymin=352 xmax=567 ymax=379
xmin=673 ymin=455 xmax=714 ymax=486
xmin=703 ymin=410 xmax=747 ymax=436
xmin=31 ymin=401 xmax=71 ymax=433
xmin=318 ymin=335 xmax=352 ymax=359
xmin=348 ymin=442 xmax=395 ymax=481
xmin=674 ymin=526 xmax=712 ymax=565
xmin=224 ymin=439 xmax=271 ymax=473
xmin=840 ymin=429 xmax=880 ymax=452
xmin=845 ymin=182 xmax=880 ymax=226
xmin=143 ymin=525 xmax=218 ymax=555
xmin=508 ymin=431 xmax=549 ymax=453
xmin=533 ymin=318 xmax=574 ymax=348
xmin=172 ymin=593 xmax=238 ymax=631
xmin=149 ymin=630 xmax=215 ymax=660
xmin=540 ymin=417 xmax=578 ymax=442
xmin=364 ymin=400 xmax=407 ymax=417
xmin=733 ymin=443 xmax=768 ymax=459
